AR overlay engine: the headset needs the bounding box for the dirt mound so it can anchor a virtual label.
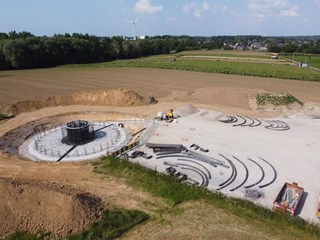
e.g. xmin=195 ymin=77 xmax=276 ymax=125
xmin=248 ymin=91 xmax=303 ymax=112
xmin=175 ymin=104 xmax=199 ymax=117
xmin=47 ymin=89 xmax=145 ymax=107
xmin=4 ymin=100 xmax=47 ymax=116
xmin=0 ymin=178 xmax=104 ymax=238
xmin=4 ymin=89 xmax=146 ymax=115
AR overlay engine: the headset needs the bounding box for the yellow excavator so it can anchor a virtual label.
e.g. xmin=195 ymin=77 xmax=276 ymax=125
xmin=165 ymin=109 xmax=174 ymax=122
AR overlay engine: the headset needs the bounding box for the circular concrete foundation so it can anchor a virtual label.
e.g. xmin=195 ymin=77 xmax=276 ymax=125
xmin=20 ymin=122 xmax=127 ymax=162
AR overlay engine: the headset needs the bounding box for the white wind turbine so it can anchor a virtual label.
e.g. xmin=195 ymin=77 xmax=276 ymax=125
xmin=126 ymin=18 xmax=139 ymax=40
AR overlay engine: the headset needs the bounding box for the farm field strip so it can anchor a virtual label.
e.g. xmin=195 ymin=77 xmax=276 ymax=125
xmin=174 ymin=50 xmax=273 ymax=58
xmin=62 ymin=58 xmax=320 ymax=82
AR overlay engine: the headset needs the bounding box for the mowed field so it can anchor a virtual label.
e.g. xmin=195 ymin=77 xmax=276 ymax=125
xmin=1 ymin=67 xmax=320 ymax=112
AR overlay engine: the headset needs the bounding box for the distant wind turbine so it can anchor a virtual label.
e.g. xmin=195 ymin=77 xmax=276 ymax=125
xmin=126 ymin=18 xmax=139 ymax=40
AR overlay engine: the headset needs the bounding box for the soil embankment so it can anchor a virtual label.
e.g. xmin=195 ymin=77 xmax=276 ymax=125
xmin=0 ymin=178 xmax=104 ymax=238
xmin=3 ymin=89 xmax=146 ymax=115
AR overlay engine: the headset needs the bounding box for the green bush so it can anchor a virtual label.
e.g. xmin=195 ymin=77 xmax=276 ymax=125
xmin=0 ymin=112 xmax=15 ymax=120
xmin=256 ymin=93 xmax=303 ymax=106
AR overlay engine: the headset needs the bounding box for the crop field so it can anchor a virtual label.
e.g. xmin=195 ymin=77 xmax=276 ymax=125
xmin=173 ymin=50 xmax=273 ymax=58
xmin=62 ymin=51 xmax=320 ymax=81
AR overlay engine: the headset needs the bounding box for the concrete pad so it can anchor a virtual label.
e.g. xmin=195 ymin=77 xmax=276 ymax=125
xmin=129 ymin=108 xmax=320 ymax=222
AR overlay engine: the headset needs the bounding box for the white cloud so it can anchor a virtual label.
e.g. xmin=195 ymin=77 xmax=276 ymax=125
xmin=183 ymin=2 xmax=196 ymax=13
xmin=312 ymin=0 xmax=320 ymax=7
xmin=247 ymin=0 xmax=299 ymax=19
xmin=280 ymin=6 xmax=299 ymax=17
xmin=134 ymin=0 xmax=162 ymax=14
xmin=201 ymin=1 xmax=210 ymax=11
xmin=183 ymin=1 xmax=211 ymax=18
xmin=166 ymin=16 xmax=176 ymax=23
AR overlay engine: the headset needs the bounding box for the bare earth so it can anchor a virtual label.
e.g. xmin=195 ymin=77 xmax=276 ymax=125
xmin=1 ymin=67 xmax=320 ymax=239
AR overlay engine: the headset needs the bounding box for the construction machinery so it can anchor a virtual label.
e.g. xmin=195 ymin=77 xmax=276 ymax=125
xmin=165 ymin=109 xmax=174 ymax=122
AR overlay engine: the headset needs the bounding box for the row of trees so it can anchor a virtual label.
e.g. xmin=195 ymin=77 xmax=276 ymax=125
xmin=0 ymin=32 xmax=198 ymax=70
xmin=268 ymin=41 xmax=320 ymax=54
xmin=1 ymin=31 xmax=320 ymax=70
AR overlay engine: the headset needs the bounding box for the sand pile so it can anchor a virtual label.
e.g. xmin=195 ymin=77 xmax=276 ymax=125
xmin=175 ymin=104 xmax=200 ymax=117
xmin=3 ymin=89 xmax=146 ymax=115
xmin=47 ymin=89 xmax=145 ymax=107
xmin=0 ymin=178 xmax=104 ymax=238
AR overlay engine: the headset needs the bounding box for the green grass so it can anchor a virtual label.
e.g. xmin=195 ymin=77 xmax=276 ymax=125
xmin=62 ymin=208 xmax=149 ymax=240
xmin=6 ymin=232 xmax=49 ymax=240
xmin=60 ymin=57 xmax=320 ymax=82
xmin=92 ymin=157 xmax=320 ymax=238
xmin=256 ymin=93 xmax=303 ymax=106
xmin=282 ymin=54 xmax=320 ymax=69
xmin=7 ymin=208 xmax=149 ymax=240
xmin=174 ymin=50 xmax=272 ymax=59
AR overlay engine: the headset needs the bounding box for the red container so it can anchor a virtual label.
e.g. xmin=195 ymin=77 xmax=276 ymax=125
xmin=273 ymin=182 xmax=304 ymax=217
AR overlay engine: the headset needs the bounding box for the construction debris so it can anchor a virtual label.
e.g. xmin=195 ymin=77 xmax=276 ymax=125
xmin=146 ymin=143 xmax=186 ymax=153
xmin=190 ymin=143 xmax=209 ymax=152
xmin=245 ymin=189 xmax=265 ymax=200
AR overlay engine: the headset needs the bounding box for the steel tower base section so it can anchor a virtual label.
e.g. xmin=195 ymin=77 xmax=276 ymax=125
xmin=62 ymin=120 xmax=94 ymax=145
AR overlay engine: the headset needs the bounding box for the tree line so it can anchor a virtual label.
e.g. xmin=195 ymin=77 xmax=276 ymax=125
xmin=1 ymin=31 xmax=320 ymax=70
xmin=0 ymin=32 xmax=203 ymax=70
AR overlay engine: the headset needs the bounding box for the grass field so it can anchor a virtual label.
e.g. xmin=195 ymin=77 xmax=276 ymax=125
xmin=293 ymin=55 xmax=320 ymax=69
xmin=60 ymin=50 xmax=320 ymax=82
xmin=173 ymin=50 xmax=273 ymax=59
xmin=280 ymin=53 xmax=320 ymax=69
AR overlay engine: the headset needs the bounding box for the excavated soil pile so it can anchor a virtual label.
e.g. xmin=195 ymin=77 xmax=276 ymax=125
xmin=0 ymin=178 xmax=104 ymax=238
xmin=175 ymin=104 xmax=200 ymax=117
xmin=4 ymin=89 xmax=146 ymax=115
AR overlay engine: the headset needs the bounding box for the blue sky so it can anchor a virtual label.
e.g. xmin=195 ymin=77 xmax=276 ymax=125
xmin=1 ymin=0 xmax=320 ymax=37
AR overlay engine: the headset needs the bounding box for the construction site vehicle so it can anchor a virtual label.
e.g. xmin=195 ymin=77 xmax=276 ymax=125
xmin=165 ymin=109 xmax=174 ymax=122
xmin=273 ymin=182 xmax=304 ymax=217
xmin=317 ymin=194 xmax=320 ymax=219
